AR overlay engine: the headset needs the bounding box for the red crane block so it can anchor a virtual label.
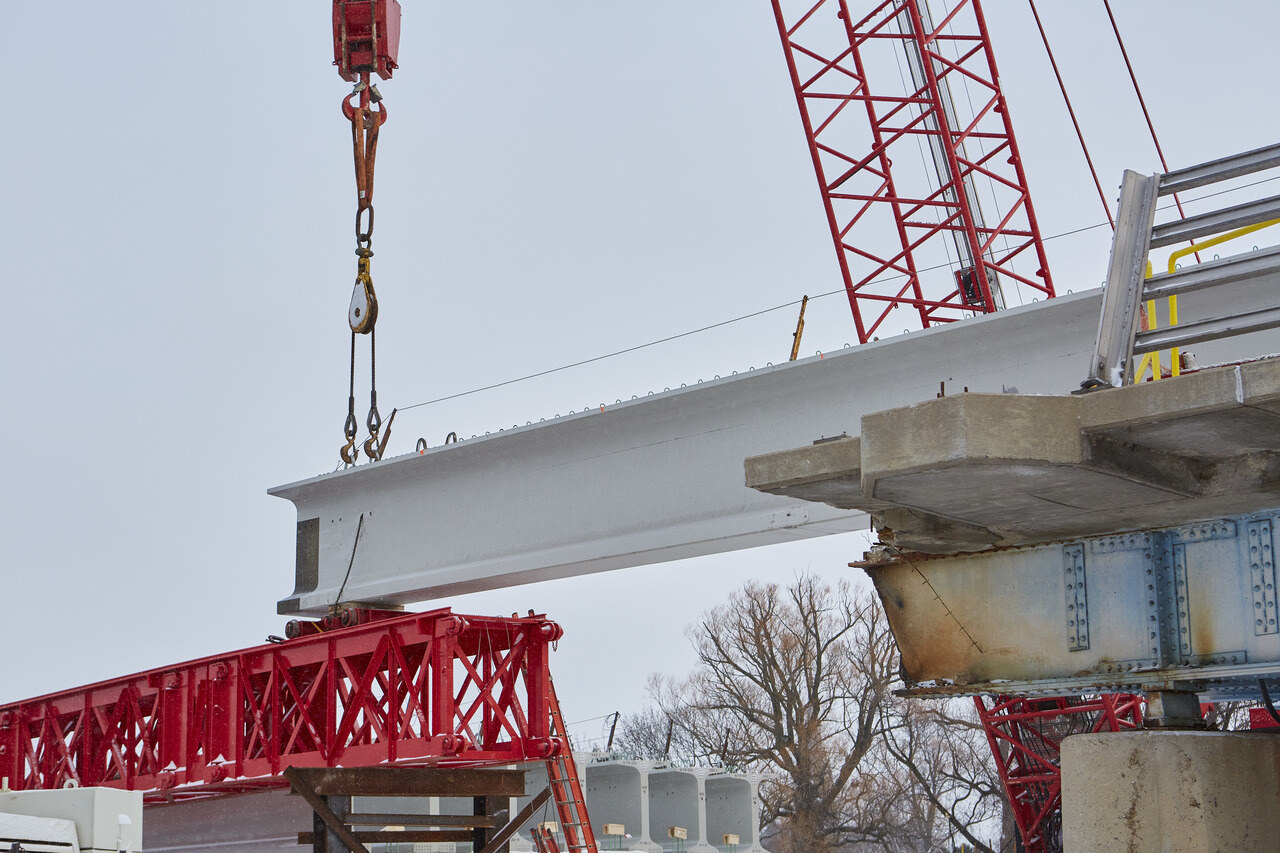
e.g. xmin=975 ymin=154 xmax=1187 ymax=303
xmin=975 ymin=694 xmax=1143 ymax=853
xmin=771 ymin=0 xmax=1055 ymax=343
xmin=334 ymin=0 xmax=402 ymax=81
xmin=0 ymin=609 xmax=562 ymax=803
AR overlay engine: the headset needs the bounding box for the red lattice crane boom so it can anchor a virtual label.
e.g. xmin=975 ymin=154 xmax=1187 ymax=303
xmin=771 ymin=0 xmax=1055 ymax=342
xmin=768 ymin=5 xmax=1150 ymax=851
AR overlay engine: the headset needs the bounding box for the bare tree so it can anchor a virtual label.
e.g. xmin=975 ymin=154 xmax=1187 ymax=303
xmin=877 ymin=699 xmax=1007 ymax=851
xmin=1202 ymin=700 xmax=1267 ymax=731
xmin=624 ymin=577 xmax=897 ymax=850
xmin=619 ymin=575 xmax=1006 ymax=852
xmin=611 ymin=703 xmax=703 ymax=765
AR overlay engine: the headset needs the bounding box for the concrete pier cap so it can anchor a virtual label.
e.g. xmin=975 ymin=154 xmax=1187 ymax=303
xmin=1062 ymin=730 xmax=1280 ymax=852
xmin=747 ymin=356 xmax=1280 ymax=554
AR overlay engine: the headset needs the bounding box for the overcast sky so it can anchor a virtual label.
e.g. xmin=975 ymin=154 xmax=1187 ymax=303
xmin=5 ymin=1 xmax=1280 ymax=745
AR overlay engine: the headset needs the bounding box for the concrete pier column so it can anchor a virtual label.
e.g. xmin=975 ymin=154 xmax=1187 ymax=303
xmin=1062 ymin=730 xmax=1280 ymax=852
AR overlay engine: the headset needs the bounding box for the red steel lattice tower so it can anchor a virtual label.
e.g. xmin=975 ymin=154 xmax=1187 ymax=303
xmin=976 ymin=694 xmax=1144 ymax=853
xmin=771 ymin=0 xmax=1055 ymax=342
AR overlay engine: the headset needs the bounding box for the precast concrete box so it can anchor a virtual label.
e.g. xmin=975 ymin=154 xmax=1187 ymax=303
xmin=705 ymin=772 xmax=766 ymax=852
xmin=647 ymin=766 xmax=715 ymax=853
xmin=0 ymin=786 xmax=143 ymax=853
xmin=585 ymin=761 xmax=660 ymax=852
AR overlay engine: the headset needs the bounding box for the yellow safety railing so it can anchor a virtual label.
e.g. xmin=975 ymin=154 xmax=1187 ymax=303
xmin=1135 ymin=217 xmax=1280 ymax=382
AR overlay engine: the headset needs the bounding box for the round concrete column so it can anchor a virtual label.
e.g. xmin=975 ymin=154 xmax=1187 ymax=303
xmin=1062 ymin=730 xmax=1280 ymax=852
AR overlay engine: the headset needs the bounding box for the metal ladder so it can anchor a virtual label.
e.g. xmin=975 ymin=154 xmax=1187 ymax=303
xmin=542 ymin=676 xmax=598 ymax=853
xmin=1083 ymin=142 xmax=1280 ymax=389
xmin=532 ymin=825 xmax=563 ymax=853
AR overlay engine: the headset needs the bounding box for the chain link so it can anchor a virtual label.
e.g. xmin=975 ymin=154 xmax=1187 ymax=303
xmin=338 ymin=72 xmax=389 ymax=464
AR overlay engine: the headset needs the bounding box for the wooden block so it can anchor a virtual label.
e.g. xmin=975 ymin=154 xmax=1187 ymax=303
xmin=668 ymin=826 xmax=688 ymax=840
xmin=298 ymin=829 xmax=473 ymax=844
xmin=346 ymin=813 xmax=500 ymax=828
xmin=286 ymin=766 xmax=526 ymax=797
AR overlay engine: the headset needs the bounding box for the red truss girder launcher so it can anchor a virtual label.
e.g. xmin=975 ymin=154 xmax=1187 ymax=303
xmin=771 ymin=0 xmax=1055 ymax=343
xmin=975 ymin=694 xmax=1144 ymax=853
xmin=0 ymin=609 xmax=563 ymax=803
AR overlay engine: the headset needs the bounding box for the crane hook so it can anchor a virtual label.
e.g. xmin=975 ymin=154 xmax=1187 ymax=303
xmin=340 ymin=409 xmax=359 ymax=466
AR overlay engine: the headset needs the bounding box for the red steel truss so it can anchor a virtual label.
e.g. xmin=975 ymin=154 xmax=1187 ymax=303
xmin=771 ymin=0 xmax=1055 ymax=342
xmin=975 ymin=694 xmax=1144 ymax=853
xmin=0 ymin=608 xmax=564 ymax=803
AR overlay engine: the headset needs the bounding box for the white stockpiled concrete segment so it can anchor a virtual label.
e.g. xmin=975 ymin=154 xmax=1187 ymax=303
xmin=271 ymin=276 xmax=1280 ymax=615
xmin=141 ymin=758 xmax=766 ymax=853
xmin=646 ymin=767 xmax=716 ymax=853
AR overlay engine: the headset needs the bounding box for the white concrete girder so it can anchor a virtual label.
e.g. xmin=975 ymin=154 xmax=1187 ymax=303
xmin=273 ymin=290 xmax=1118 ymax=615
xmin=271 ymin=274 xmax=1280 ymax=614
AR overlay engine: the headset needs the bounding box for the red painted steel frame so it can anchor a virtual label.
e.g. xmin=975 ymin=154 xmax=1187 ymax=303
xmin=771 ymin=0 xmax=1054 ymax=342
xmin=333 ymin=0 xmax=401 ymax=82
xmin=0 ymin=609 xmax=562 ymax=803
xmin=1250 ymin=706 xmax=1280 ymax=729
xmin=975 ymin=694 xmax=1143 ymax=853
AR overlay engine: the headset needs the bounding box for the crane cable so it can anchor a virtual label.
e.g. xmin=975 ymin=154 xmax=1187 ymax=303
xmin=1026 ymin=0 xmax=1113 ymax=230
xmin=1101 ymin=0 xmax=1198 ymax=261
xmin=1101 ymin=0 xmax=1174 ymax=185
xmin=340 ymin=74 xmax=390 ymax=466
